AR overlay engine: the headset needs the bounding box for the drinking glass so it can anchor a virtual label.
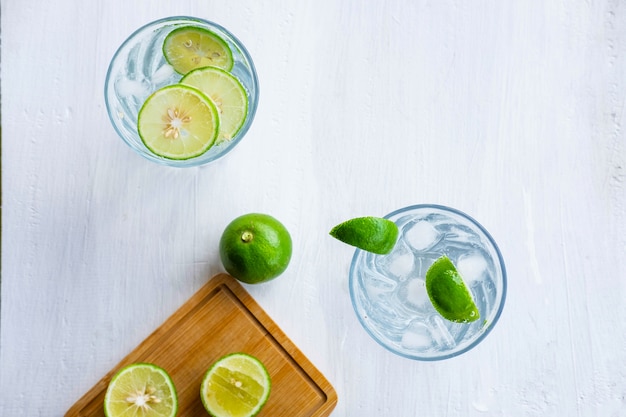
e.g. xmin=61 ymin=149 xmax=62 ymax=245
xmin=349 ymin=204 xmax=507 ymax=360
xmin=104 ymin=16 xmax=259 ymax=167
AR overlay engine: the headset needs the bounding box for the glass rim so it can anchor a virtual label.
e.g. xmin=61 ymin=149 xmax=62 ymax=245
xmin=104 ymin=16 xmax=259 ymax=168
xmin=348 ymin=203 xmax=507 ymax=361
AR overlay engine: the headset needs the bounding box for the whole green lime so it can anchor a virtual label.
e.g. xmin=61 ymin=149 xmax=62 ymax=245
xmin=219 ymin=213 xmax=292 ymax=284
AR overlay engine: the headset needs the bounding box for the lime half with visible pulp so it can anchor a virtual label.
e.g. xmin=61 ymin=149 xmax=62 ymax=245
xmin=329 ymin=216 xmax=399 ymax=254
xmin=201 ymin=352 xmax=271 ymax=417
xmin=181 ymin=66 xmax=248 ymax=144
xmin=163 ymin=26 xmax=233 ymax=74
xmin=137 ymin=84 xmax=219 ymax=160
xmin=104 ymin=363 xmax=177 ymax=417
xmin=425 ymin=255 xmax=480 ymax=323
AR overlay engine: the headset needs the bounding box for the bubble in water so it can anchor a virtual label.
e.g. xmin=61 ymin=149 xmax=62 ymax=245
xmin=404 ymin=220 xmax=441 ymax=251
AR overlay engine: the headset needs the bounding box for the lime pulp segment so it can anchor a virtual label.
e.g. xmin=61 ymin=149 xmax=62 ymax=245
xmin=104 ymin=363 xmax=177 ymax=417
xmin=163 ymin=26 xmax=234 ymax=75
xmin=201 ymin=353 xmax=271 ymax=417
xmin=425 ymin=256 xmax=480 ymax=323
xmin=181 ymin=66 xmax=249 ymax=144
xmin=137 ymin=84 xmax=219 ymax=160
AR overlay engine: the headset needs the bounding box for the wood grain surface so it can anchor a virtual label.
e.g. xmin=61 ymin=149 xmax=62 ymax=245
xmin=65 ymin=274 xmax=336 ymax=417
xmin=2 ymin=1 xmax=626 ymax=416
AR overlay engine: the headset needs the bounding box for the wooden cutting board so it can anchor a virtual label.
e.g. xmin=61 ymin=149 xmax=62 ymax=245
xmin=66 ymin=274 xmax=337 ymax=416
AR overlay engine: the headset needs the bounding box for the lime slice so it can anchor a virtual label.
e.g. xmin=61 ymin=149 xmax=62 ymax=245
xmin=425 ymin=256 xmax=480 ymax=323
xmin=163 ymin=26 xmax=233 ymax=74
xmin=201 ymin=353 xmax=271 ymax=417
xmin=181 ymin=66 xmax=248 ymax=144
xmin=329 ymin=217 xmax=399 ymax=254
xmin=104 ymin=363 xmax=177 ymax=417
xmin=138 ymin=84 xmax=219 ymax=160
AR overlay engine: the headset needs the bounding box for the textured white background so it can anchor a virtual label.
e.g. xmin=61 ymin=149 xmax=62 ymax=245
xmin=2 ymin=1 xmax=626 ymax=416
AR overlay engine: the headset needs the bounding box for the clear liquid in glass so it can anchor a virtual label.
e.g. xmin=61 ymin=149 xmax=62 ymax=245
xmin=349 ymin=205 xmax=506 ymax=360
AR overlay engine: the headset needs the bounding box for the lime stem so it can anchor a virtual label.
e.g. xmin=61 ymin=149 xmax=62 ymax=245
xmin=241 ymin=231 xmax=253 ymax=243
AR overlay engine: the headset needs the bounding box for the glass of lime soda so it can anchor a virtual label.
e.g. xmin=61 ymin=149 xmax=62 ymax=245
xmin=349 ymin=204 xmax=507 ymax=361
xmin=105 ymin=16 xmax=259 ymax=167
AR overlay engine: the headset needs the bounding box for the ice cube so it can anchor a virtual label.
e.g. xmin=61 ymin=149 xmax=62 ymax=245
xmin=151 ymin=64 xmax=177 ymax=85
xmin=404 ymin=220 xmax=441 ymax=251
xmin=457 ymin=253 xmax=488 ymax=283
xmin=397 ymin=278 xmax=430 ymax=310
xmin=429 ymin=315 xmax=456 ymax=348
xmin=470 ymin=278 xmax=496 ymax=320
xmin=446 ymin=224 xmax=481 ymax=244
xmin=401 ymin=323 xmax=433 ymax=350
xmin=362 ymin=270 xmax=397 ymax=299
xmin=388 ymin=253 xmax=414 ymax=278
xmin=115 ymin=78 xmax=149 ymax=98
xmin=370 ymin=298 xmax=405 ymax=330
xmin=374 ymin=243 xmax=415 ymax=280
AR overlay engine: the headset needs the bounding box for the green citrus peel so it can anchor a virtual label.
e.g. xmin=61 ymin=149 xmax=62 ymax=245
xmin=425 ymin=255 xmax=480 ymax=323
xmin=163 ymin=26 xmax=233 ymax=74
xmin=329 ymin=217 xmax=398 ymax=254
xmin=181 ymin=66 xmax=248 ymax=144
xmin=219 ymin=213 xmax=292 ymax=284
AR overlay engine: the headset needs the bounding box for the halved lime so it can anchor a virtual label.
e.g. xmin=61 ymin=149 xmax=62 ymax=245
xmin=104 ymin=363 xmax=177 ymax=417
xmin=329 ymin=217 xmax=399 ymax=254
xmin=137 ymin=84 xmax=219 ymax=160
xmin=181 ymin=66 xmax=248 ymax=144
xmin=425 ymin=256 xmax=480 ymax=323
xmin=163 ymin=26 xmax=233 ymax=74
xmin=201 ymin=352 xmax=271 ymax=417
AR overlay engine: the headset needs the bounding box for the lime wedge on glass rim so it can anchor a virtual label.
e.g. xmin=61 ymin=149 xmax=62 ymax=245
xmin=201 ymin=352 xmax=271 ymax=417
xmin=137 ymin=84 xmax=219 ymax=160
xmin=329 ymin=217 xmax=399 ymax=254
xmin=425 ymin=255 xmax=480 ymax=323
xmin=104 ymin=363 xmax=177 ymax=417
xmin=181 ymin=66 xmax=248 ymax=144
xmin=163 ymin=26 xmax=233 ymax=75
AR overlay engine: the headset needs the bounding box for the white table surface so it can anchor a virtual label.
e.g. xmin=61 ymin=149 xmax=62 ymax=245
xmin=2 ymin=1 xmax=626 ymax=416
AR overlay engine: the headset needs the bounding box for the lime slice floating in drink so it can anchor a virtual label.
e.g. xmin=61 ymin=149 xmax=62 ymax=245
xmin=329 ymin=217 xmax=399 ymax=254
xmin=137 ymin=84 xmax=219 ymax=160
xmin=425 ymin=255 xmax=480 ymax=323
xmin=163 ymin=26 xmax=233 ymax=74
xmin=181 ymin=66 xmax=248 ymax=144
xmin=201 ymin=353 xmax=271 ymax=417
xmin=104 ymin=363 xmax=177 ymax=417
